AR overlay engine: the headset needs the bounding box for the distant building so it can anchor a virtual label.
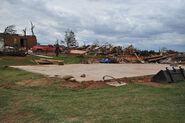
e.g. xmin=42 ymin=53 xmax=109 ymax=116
xmin=0 ymin=33 xmax=37 ymax=49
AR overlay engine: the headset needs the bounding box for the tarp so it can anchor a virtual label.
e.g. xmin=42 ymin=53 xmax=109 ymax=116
xmin=100 ymin=58 xmax=109 ymax=63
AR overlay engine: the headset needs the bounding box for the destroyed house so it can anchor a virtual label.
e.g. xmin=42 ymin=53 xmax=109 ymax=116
xmin=0 ymin=33 xmax=37 ymax=49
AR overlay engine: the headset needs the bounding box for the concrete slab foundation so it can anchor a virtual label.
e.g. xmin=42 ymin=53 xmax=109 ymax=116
xmin=12 ymin=64 xmax=184 ymax=82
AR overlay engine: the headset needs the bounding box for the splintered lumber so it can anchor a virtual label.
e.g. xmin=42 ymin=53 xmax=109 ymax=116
xmin=35 ymin=59 xmax=53 ymax=64
xmin=40 ymin=58 xmax=62 ymax=63
xmin=146 ymin=54 xmax=177 ymax=62
xmin=32 ymin=54 xmax=53 ymax=59
xmin=70 ymin=50 xmax=87 ymax=54
xmin=35 ymin=58 xmax=63 ymax=64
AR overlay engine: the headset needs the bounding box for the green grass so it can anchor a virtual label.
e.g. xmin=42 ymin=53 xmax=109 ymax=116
xmin=0 ymin=55 xmax=105 ymax=66
xmin=0 ymin=56 xmax=39 ymax=66
xmin=53 ymin=55 xmax=105 ymax=64
xmin=54 ymin=56 xmax=82 ymax=64
xmin=0 ymin=68 xmax=185 ymax=122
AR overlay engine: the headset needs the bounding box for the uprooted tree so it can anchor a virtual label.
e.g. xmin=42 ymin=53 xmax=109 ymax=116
xmin=22 ymin=28 xmax=27 ymax=36
xmin=63 ymin=30 xmax=78 ymax=48
xmin=30 ymin=21 xmax=35 ymax=36
xmin=4 ymin=25 xmax=17 ymax=34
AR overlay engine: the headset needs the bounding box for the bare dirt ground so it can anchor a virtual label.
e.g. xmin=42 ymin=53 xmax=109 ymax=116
xmin=16 ymin=78 xmax=60 ymax=87
xmin=60 ymin=75 xmax=168 ymax=90
xmin=12 ymin=64 xmax=180 ymax=82
xmin=119 ymin=75 xmax=168 ymax=87
xmin=13 ymin=74 xmax=170 ymax=90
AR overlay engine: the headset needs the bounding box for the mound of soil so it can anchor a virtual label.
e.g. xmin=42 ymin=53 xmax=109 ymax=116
xmin=119 ymin=75 xmax=167 ymax=87
xmin=60 ymin=81 xmax=108 ymax=90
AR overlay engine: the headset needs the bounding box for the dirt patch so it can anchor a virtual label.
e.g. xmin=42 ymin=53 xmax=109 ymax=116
xmin=60 ymin=75 xmax=168 ymax=90
xmin=0 ymin=82 xmax=13 ymax=89
xmin=15 ymin=75 xmax=167 ymax=89
xmin=60 ymin=81 xmax=108 ymax=90
xmin=4 ymin=113 xmax=32 ymax=121
xmin=119 ymin=75 xmax=167 ymax=87
xmin=82 ymin=81 xmax=108 ymax=88
xmin=0 ymin=56 xmax=26 ymax=60
xmin=16 ymin=78 xmax=60 ymax=87
xmin=60 ymin=82 xmax=81 ymax=88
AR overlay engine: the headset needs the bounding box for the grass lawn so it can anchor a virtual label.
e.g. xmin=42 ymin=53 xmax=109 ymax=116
xmin=0 ymin=56 xmax=39 ymax=66
xmin=0 ymin=67 xmax=185 ymax=123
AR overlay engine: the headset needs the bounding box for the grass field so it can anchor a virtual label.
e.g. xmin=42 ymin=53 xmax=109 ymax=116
xmin=0 ymin=67 xmax=185 ymax=123
xmin=0 ymin=56 xmax=39 ymax=66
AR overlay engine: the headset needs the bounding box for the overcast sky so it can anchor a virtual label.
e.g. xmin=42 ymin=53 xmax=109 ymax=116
xmin=0 ymin=0 xmax=185 ymax=51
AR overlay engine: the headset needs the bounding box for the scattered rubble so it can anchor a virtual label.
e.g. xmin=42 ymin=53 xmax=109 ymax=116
xmin=70 ymin=49 xmax=87 ymax=55
xmin=60 ymin=75 xmax=171 ymax=90
xmin=103 ymin=75 xmax=127 ymax=87
xmin=0 ymin=46 xmax=26 ymax=57
xmin=80 ymin=74 xmax=86 ymax=78
xmin=34 ymin=58 xmax=63 ymax=65
xmin=62 ymin=75 xmax=75 ymax=81
xmin=32 ymin=54 xmax=53 ymax=59
xmin=58 ymin=61 xmax=64 ymax=65
xmin=35 ymin=59 xmax=53 ymax=64
xmin=60 ymin=44 xmax=185 ymax=65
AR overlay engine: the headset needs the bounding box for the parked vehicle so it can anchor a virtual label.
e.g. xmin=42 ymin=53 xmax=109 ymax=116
xmin=33 ymin=44 xmax=62 ymax=52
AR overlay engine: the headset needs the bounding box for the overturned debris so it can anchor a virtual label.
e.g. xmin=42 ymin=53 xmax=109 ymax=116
xmin=62 ymin=75 xmax=75 ymax=81
xmin=103 ymin=75 xmax=127 ymax=87
xmin=0 ymin=46 xmax=26 ymax=57
xmin=34 ymin=58 xmax=63 ymax=65
xmin=80 ymin=74 xmax=86 ymax=78
xmin=32 ymin=54 xmax=53 ymax=59
xmin=35 ymin=59 xmax=53 ymax=64
xmin=70 ymin=49 xmax=87 ymax=55
xmin=152 ymin=66 xmax=185 ymax=83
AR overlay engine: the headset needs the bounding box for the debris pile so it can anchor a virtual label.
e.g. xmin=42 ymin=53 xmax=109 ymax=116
xmin=85 ymin=44 xmax=123 ymax=56
xmin=66 ymin=44 xmax=185 ymax=65
xmin=144 ymin=53 xmax=185 ymax=64
xmin=0 ymin=46 xmax=26 ymax=57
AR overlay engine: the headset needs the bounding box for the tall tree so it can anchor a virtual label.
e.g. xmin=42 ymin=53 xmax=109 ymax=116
xmin=64 ymin=30 xmax=78 ymax=48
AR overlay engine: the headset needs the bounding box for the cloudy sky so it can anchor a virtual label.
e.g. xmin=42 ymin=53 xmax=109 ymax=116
xmin=0 ymin=0 xmax=185 ymax=51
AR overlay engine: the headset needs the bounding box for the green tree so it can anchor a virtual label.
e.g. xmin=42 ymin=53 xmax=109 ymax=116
xmin=64 ymin=30 xmax=78 ymax=48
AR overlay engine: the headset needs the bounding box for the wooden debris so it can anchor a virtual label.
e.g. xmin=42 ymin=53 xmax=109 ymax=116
xmin=34 ymin=58 xmax=63 ymax=65
xmin=70 ymin=50 xmax=87 ymax=55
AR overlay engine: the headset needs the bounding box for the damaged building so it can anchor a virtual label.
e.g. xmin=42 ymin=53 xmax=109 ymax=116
xmin=0 ymin=33 xmax=37 ymax=49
